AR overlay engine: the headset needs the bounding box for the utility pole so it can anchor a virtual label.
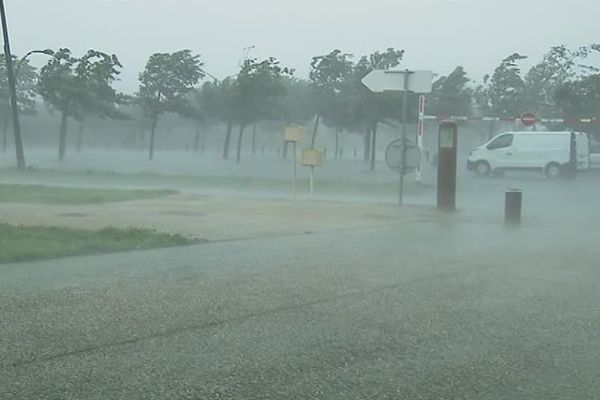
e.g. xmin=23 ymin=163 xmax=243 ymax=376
xmin=0 ymin=0 xmax=25 ymax=169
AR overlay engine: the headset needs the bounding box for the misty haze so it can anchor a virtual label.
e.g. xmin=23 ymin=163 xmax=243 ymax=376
xmin=1 ymin=1 xmax=600 ymax=399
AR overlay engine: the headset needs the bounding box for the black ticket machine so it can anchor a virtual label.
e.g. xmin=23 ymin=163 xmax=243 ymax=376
xmin=437 ymin=120 xmax=458 ymax=211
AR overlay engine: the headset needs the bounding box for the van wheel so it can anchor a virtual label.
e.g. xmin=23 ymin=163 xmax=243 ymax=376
xmin=475 ymin=161 xmax=491 ymax=176
xmin=545 ymin=162 xmax=562 ymax=179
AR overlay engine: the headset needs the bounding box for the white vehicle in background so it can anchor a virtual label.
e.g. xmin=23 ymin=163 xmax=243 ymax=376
xmin=589 ymin=135 xmax=600 ymax=168
xmin=467 ymin=131 xmax=590 ymax=178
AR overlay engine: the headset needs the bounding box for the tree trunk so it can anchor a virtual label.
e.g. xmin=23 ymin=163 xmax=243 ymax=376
xmin=149 ymin=91 xmax=162 ymax=160
xmin=335 ymin=127 xmax=340 ymax=159
xmin=193 ymin=123 xmax=201 ymax=153
xmin=148 ymin=113 xmax=158 ymax=160
xmin=200 ymin=126 xmax=207 ymax=155
xmin=364 ymin=127 xmax=371 ymax=162
xmin=310 ymin=114 xmax=320 ymax=148
xmin=252 ymin=124 xmax=256 ymax=156
xmin=222 ymin=122 xmax=233 ymax=159
xmin=339 ymin=128 xmax=344 ymax=159
xmin=370 ymin=123 xmax=378 ymax=172
xmin=2 ymin=116 xmax=8 ymax=152
xmin=76 ymin=120 xmax=84 ymax=153
xmin=165 ymin=126 xmax=172 ymax=148
xmin=139 ymin=127 xmax=146 ymax=151
xmin=58 ymin=112 xmax=68 ymax=161
xmin=236 ymin=124 xmax=246 ymax=164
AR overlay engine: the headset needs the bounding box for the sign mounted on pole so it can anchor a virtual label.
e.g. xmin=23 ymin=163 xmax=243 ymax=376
xmin=361 ymin=69 xmax=434 ymax=94
xmin=301 ymin=148 xmax=323 ymax=196
xmin=284 ymin=126 xmax=305 ymax=143
xmin=521 ymin=112 xmax=537 ymax=127
xmin=362 ymin=68 xmax=433 ymax=204
xmin=385 ymin=138 xmax=420 ymax=175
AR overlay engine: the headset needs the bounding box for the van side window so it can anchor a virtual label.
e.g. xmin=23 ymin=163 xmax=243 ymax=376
xmin=487 ymin=134 xmax=514 ymax=150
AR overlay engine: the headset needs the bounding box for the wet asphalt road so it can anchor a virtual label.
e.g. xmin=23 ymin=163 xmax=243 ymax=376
xmin=2 ymin=192 xmax=600 ymax=399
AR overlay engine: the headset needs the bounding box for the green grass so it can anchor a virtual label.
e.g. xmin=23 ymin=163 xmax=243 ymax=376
xmin=0 ymin=183 xmax=177 ymax=205
xmin=0 ymin=223 xmax=201 ymax=263
xmin=0 ymin=167 xmax=430 ymax=198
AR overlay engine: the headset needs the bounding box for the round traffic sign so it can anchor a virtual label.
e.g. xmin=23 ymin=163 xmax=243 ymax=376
xmin=521 ymin=112 xmax=537 ymax=127
xmin=385 ymin=138 xmax=421 ymax=175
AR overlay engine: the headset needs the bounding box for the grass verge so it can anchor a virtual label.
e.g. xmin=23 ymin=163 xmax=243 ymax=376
xmin=0 ymin=223 xmax=200 ymax=263
xmin=0 ymin=183 xmax=176 ymax=205
xmin=0 ymin=167 xmax=429 ymax=198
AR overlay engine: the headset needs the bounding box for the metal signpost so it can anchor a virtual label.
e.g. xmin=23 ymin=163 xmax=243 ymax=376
xmin=284 ymin=127 xmax=305 ymax=200
xmin=362 ymin=69 xmax=433 ymax=204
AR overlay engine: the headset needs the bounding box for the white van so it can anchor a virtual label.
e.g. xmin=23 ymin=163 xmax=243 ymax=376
xmin=590 ymin=134 xmax=600 ymax=168
xmin=467 ymin=131 xmax=590 ymax=178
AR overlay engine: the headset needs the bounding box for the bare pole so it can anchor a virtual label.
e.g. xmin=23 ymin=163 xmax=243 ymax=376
xmin=398 ymin=70 xmax=410 ymax=205
xmin=0 ymin=0 xmax=25 ymax=169
xmin=292 ymin=141 xmax=297 ymax=200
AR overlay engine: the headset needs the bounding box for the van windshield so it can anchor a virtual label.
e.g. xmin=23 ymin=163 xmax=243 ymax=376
xmin=487 ymin=134 xmax=514 ymax=150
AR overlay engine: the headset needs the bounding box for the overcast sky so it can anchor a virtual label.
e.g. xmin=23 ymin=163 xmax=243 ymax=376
xmin=6 ymin=0 xmax=600 ymax=92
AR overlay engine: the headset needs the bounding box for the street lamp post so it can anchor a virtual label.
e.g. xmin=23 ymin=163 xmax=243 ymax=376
xmin=1 ymin=47 xmax=54 ymax=157
xmin=199 ymin=68 xmax=219 ymax=82
xmin=0 ymin=0 xmax=25 ymax=169
xmin=15 ymin=49 xmax=53 ymax=78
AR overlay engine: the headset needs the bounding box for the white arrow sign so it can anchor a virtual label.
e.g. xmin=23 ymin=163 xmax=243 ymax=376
xmin=362 ymin=69 xmax=433 ymax=94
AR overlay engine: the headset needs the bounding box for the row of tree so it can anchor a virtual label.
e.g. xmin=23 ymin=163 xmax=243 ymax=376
xmin=1 ymin=44 xmax=599 ymax=166
xmin=433 ymin=45 xmax=600 ymax=119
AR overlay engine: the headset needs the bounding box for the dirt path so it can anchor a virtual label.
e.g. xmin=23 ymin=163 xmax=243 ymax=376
xmin=0 ymin=194 xmax=438 ymax=241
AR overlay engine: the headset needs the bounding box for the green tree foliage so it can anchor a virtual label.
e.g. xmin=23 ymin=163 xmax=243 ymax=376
xmin=75 ymin=51 xmax=127 ymax=152
xmin=233 ymin=57 xmax=293 ymax=163
xmin=38 ymin=49 xmax=124 ymax=160
xmin=308 ymin=50 xmax=354 ymax=147
xmin=187 ymin=89 xmax=207 ymax=153
xmin=137 ymin=50 xmax=204 ymax=160
xmin=75 ymin=51 xmax=127 ymax=119
xmin=278 ymin=77 xmax=315 ymax=126
xmin=486 ymin=53 xmax=528 ymax=117
xmin=555 ymin=74 xmax=600 ymax=119
xmin=545 ymin=45 xmax=600 ymax=122
xmin=525 ymin=45 xmax=599 ymax=117
xmin=473 ymin=78 xmax=492 ymax=117
xmin=354 ymin=48 xmax=405 ymax=74
xmin=200 ymin=78 xmax=238 ymax=159
xmin=0 ymin=55 xmax=38 ymax=151
xmin=429 ymin=66 xmax=473 ymax=116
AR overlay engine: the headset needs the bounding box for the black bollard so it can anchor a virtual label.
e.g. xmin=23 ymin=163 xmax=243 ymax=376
xmin=505 ymin=189 xmax=522 ymax=225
